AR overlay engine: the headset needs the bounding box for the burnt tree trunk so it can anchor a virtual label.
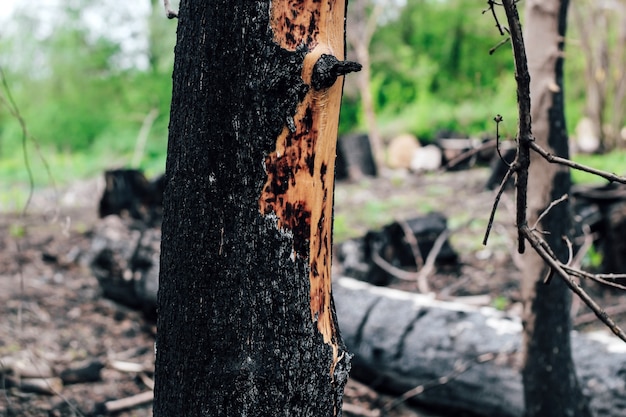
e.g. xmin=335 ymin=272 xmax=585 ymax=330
xmin=153 ymin=1 xmax=358 ymax=416
xmin=521 ymin=1 xmax=591 ymax=416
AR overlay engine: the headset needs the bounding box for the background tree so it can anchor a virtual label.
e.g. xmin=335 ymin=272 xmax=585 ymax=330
xmin=153 ymin=1 xmax=357 ymax=416
xmin=570 ymin=0 xmax=626 ymax=151
xmin=519 ymin=1 xmax=591 ymax=415
xmin=346 ymin=0 xmax=384 ymax=171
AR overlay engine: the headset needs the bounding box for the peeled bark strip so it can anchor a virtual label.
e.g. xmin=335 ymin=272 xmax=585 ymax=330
xmin=260 ymin=0 xmax=350 ymax=373
xmin=259 ymin=0 xmax=360 ymax=380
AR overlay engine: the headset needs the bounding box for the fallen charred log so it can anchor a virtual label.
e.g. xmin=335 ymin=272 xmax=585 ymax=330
xmin=87 ymin=212 xmax=626 ymax=417
xmin=334 ymin=277 xmax=626 ymax=417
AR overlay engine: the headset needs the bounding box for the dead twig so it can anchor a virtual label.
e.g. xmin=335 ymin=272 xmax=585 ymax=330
xmin=520 ymin=225 xmax=626 ymax=343
xmin=501 ymin=0 xmax=532 ymax=255
xmin=131 ymin=108 xmax=159 ymax=168
xmin=483 ymin=0 xmax=506 ymax=35
xmin=570 ymin=223 xmax=594 ymax=269
xmin=483 ymin=165 xmax=513 ymax=245
xmin=382 ymin=352 xmax=499 ymax=412
xmin=487 ymin=0 xmax=626 ymax=345
xmin=489 ymin=35 xmax=511 ymax=55
xmin=483 ymin=115 xmax=514 ymax=246
xmin=397 ymin=220 xmax=426 ymax=292
xmin=139 ymin=373 xmax=155 ymax=390
xmin=562 ymin=266 xmax=626 ymax=291
xmin=0 ymin=66 xmax=58 ymax=216
xmin=494 ymin=114 xmax=510 ymax=162
xmin=371 ymin=250 xmax=422 ymax=283
xmin=416 ymin=228 xmax=451 ymax=290
xmin=444 ymin=138 xmax=508 ymax=170
xmin=532 ymin=194 xmax=568 ymax=231
xmin=341 ymin=402 xmax=380 ymax=417
xmin=109 ymin=360 xmax=152 ymax=374
xmin=103 ymin=391 xmax=154 ymax=414
xmin=568 ymin=224 xmax=594 ymax=318
xmin=371 ymin=224 xmax=454 ymax=293
xmin=575 ymin=304 xmax=626 ymax=326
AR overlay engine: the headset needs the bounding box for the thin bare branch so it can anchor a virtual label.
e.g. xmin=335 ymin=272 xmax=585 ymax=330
xmin=0 ymin=67 xmax=34 ymax=214
xmin=416 ymin=228 xmax=451 ymax=291
xmin=371 ymin=225 xmax=453 ymax=293
xmin=397 ymin=220 xmax=428 ymax=293
xmin=529 ymin=141 xmax=626 ymax=184
xmin=397 ymin=220 xmax=424 ymax=270
xmin=444 ymin=138 xmax=495 ymax=170
xmin=483 ymin=167 xmax=513 ymax=245
xmin=575 ymin=304 xmax=626 ymax=326
xmin=0 ymin=66 xmax=58 ymax=216
xmin=562 ymin=266 xmax=626 ymax=291
xmin=371 ymin=250 xmax=421 ymax=282
xmin=532 ymin=194 xmax=568 ymax=231
xmin=483 ymin=0 xmax=506 ymax=35
xmin=501 ymin=0 xmax=532 ymax=254
xmin=520 ymin=225 xmax=626 ymax=343
xmin=563 ymin=235 xmax=574 ymax=266
xmin=383 ymin=351 xmax=502 ymax=412
xmin=493 ymin=114 xmax=510 ymax=163
xmin=489 ymin=36 xmax=511 ymax=55
xmin=489 ymin=0 xmax=626 ymax=345
xmin=104 ymin=391 xmax=154 ymax=414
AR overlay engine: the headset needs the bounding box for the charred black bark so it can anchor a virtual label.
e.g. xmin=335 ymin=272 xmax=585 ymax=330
xmin=153 ymin=1 xmax=349 ymax=416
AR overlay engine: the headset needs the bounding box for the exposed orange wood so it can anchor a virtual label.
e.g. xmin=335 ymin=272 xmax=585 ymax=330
xmin=262 ymin=0 xmax=346 ymax=379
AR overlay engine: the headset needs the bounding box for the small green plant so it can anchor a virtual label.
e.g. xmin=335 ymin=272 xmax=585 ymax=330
xmin=582 ymin=244 xmax=603 ymax=270
xmin=332 ymin=214 xmax=351 ymax=243
xmin=492 ymin=295 xmax=509 ymax=311
xmin=9 ymin=223 xmax=25 ymax=238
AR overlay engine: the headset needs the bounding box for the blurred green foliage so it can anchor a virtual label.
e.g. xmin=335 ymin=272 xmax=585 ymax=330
xmin=585 ymin=245 xmax=604 ymax=270
xmin=340 ymin=0 xmax=519 ymax=140
xmin=0 ymin=0 xmax=618 ymax=192
xmin=0 ymin=1 xmax=175 ymax=185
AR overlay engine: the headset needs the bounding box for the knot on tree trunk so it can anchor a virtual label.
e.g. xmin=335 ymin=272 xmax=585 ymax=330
xmin=311 ymin=54 xmax=361 ymax=90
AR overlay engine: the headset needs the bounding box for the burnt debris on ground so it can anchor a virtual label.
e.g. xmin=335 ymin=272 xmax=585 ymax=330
xmin=4 ymin=164 xmax=626 ymax=416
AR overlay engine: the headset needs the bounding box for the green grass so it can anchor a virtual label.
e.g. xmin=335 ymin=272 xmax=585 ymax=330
xmin=333 ymin=193 xmax=422 ymax=242
xmin=0 ymin=141 xmax=167 ymax=212
xmin=374 ymin=75 xmax=519 ymax=142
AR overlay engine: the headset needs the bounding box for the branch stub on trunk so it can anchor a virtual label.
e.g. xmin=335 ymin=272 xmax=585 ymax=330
xmin=311 ymin=54 xmax=362 ymax=90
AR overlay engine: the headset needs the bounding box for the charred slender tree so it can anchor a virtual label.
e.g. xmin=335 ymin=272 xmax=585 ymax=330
xmin=520 ymin=1 xmax=591 ymax=416
xmin=153 ymin=1 xmax=359 ymax=416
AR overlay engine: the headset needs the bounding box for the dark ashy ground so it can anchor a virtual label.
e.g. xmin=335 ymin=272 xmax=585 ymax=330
xmin=1 ymin=168 xmax=624 ymax=417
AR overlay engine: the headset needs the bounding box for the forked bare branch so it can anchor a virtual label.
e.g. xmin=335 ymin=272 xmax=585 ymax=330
xmin=520 ymin=225 xmax=626 ymax=343
xmin=484 ymin=0 xmax=626 ymax=342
